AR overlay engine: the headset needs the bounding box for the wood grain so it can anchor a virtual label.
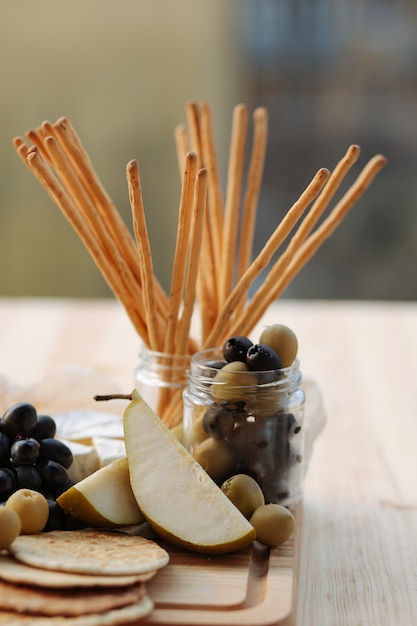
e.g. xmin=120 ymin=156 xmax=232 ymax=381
xmin=0 ymin=298 xmax=416 ymax=625
xmin=145 ymin=521 xmax=299 ymax=625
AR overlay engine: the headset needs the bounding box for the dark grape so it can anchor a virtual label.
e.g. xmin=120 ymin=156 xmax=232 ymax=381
xmin=39 ymin=438 xmax=73 ymax=469
xmin=43 ymin=499 xmax=67 ymax=532
xmin=64 ymin=511 xmax=88 ymax=531
xmin=37 ymin=459 xmax=70 ymax=493
xmin=246 ymin=343 xmax=282 ymax=371
xmin=0 ymin=433 xmax=11 ymax=464
xmin=11 ymin=438 xmax=40 ymax=465
xmin=1 ymin=402 xmax=38 ymax=438
xmin=223 ymin=336 xmax=253 ymax=363
xmin=0 ymin=402 xmax=76 ymax=509
xmin=15 ymin=465 xmax=42 ymax=490
xmin=32 ymin=414 xmax=56 ymax=440
xmin=0 ymin=467 xmax=17 ymax=499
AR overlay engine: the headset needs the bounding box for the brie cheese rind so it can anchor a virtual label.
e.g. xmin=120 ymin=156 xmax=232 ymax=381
xmin=54 ymin=410 xmax=124 ymax=445
xmin=55 ymin=411 xmax=126 ymax=481
xmin=60 ymin=439 xmax=101 ymax=483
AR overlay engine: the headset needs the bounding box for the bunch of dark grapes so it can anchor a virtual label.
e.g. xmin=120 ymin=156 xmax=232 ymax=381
xmin=0 ymin=402 xmax=83 ymax=531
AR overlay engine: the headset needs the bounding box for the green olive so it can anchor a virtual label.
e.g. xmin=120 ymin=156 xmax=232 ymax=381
xmin=6 ymin=488 xmax=49 ymax=534
xmin=0 ymin=506 xmax=21 ymax=550
xmin=210 ymin=361 xmax=257 ymax=403
xmin=193 ymin=437 xmax=234 ymax=483
xmin=259 ymin=324 xmax=298 ymax=368
xmin=221 ymin=474 xmax=265 ymax=519
xmin=250 ymin=503 xmax=295 ymax=546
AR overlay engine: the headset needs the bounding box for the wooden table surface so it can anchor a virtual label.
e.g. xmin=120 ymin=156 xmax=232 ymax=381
xmin=0 ymin=297 xmax=416 ymax=625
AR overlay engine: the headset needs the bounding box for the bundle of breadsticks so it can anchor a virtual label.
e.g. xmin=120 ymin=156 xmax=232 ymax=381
xmin=13 ymin=102 xmax=386 ymax=425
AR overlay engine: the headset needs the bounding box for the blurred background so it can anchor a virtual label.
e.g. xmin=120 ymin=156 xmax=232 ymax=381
xmin=1 ymin=0 xmax=416 ymax=300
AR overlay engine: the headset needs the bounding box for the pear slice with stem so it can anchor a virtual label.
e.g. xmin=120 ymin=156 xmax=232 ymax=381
xmin=122 ymin=389 xmax=256 ymax=554
xmin=57 ymin=457 xmax=145 ymax=528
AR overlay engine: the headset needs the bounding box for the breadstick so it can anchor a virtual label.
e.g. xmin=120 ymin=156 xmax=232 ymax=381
xmin=227 ymin=144 xmax=362 ymax=335
xmin=197 ymin=206 xmax=217 ymax=343
xmin=234 ymin=154 xmax=388 ymax=338
xmin=16 ymin=142 xmax=30 ymax=163
xmin=292 ymin=144 xmax=361 ymax=247
xmin=174 ymin=124 xmax=189 ymax=176
xmin=164 ymin=167 xmax=208 ymax=423
xmin=22 ymin=128 xmax=152 ymax=344
xmin=218 ymin=104 xmax=248 ymax=306
xmin=174 ymin=123 xmax=213 ymax=349
xmin=52 ymin=117 xmax=168 ymax=320
xmin=162 ymin=387 xmax=184 ymax=428
xmin=200 ymin=101 xmax=224 ymax=265
xmin=236 ymin=107 xmax=268 ymax=281
xmin=44 ymin=135 xmax=105 ymax=239
xmin=44 ymin=135 xmax=147 ymax=319
xmin=220 ymin=145 xmax=361 ymax=340
xmin=13 ymin=137 xmax=29 ymax=163
xmin=163 ymin=152 xmax=197 ymax=355
xmin=185 ymin=102 xmax=216 ymax=332
xmin=197 ymin=268 xmax=214 ymax=344
xmin=202 ymin=167 xmax=330 ymax=348
xmin=25 ymin=147 xmax=148 ymax=341
xmin=176 ymin=167 xmax=208 ymax=355
xmin=157 ymin=153 xmax=197 ymax=417
xmin=186 ymin=102 xmax=203 ymax=167
xmin=51 ymin=119 xmax=137 ymax=255
xmin=25 ymin=129 xmax=50 ymax=161
xmin=15 ymin=105 xmax=386 ymax=400
xmin=127 ymin=159 xmax=161 ymax=351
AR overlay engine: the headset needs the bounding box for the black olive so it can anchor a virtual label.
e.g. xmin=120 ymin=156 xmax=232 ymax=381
xmin=246 ymin=344 xmax=282 ymax=371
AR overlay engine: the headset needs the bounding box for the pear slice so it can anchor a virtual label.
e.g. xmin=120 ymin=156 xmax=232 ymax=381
xmin=57 ymin=457 xmax=145 ymax=528
xmin=124 ymin=390 xmax=256 ymax=554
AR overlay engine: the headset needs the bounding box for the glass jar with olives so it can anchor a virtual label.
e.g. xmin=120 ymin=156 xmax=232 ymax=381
xmin=183 ymin=330 xmax=305 ymax=508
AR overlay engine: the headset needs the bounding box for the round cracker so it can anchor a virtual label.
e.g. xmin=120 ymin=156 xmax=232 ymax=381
xmin=9 ymin=530 xmax=169 ymax=576
xmin=0 ymin=554 xmax=156 ymax=588
xmin=0 ymin=579 xmax=145 ymax=617
xmin=0 ymin=594 xmax=153 ymax=625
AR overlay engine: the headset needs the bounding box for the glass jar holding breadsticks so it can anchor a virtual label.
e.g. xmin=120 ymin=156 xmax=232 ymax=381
xmin=14 ymin=103 xmax=386 ymax=430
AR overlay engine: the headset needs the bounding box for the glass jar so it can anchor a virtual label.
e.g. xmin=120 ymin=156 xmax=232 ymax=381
xmin=183 ymin=348 xmax=305 ymax=507
xmin=134 ymin=346 xmax=190 ymax=426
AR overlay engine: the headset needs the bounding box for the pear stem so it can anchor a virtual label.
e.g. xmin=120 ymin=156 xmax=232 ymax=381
xmin=94 ymin=393 xmax=133 ymax=402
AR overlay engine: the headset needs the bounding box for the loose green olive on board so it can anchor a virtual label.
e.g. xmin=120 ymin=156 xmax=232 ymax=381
xmin=0 ymin=506 xmax=21 ymax=549
xmin=193 ymin=437 xmax=235 ymax=483
xmin=221 ymin=474 xmax=265 ymax=519
xmin=6 ymin=488 xmax=49 ymax=534
xmin=259 ymin=324 xmax=298 ymax=368
xmin=250 ymin=503 xmax=296 ymax=547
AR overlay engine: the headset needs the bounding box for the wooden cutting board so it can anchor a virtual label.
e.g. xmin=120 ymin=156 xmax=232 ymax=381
xmin=143 ymin=504 xmax=301 ymax=626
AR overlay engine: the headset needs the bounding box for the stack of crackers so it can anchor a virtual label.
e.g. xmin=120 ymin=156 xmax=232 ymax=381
xmin=0 ymin=529 xmax=169 ymax=624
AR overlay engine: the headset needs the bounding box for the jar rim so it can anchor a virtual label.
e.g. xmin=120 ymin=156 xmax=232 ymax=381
xmin=138 ymin=344 xmax=191 ymax=364
xmin=188 ymin=347 xmax=302 ymax=393
xmin=190 ymin=346 xmax=300 ymax=375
